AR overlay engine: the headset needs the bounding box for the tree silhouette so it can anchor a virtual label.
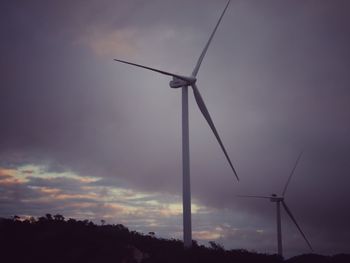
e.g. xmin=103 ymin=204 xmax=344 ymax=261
xmin=0 ymin=214 xmax=348 ymax=263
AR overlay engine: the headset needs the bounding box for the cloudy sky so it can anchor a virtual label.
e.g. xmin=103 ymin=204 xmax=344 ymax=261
xmin=1 ymin=0 xmax=350 ymax=258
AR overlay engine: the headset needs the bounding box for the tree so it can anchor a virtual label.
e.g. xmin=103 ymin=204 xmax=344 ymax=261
xmin=45 ymin=213 xmax=53 ymax=221
xmin=209 ymin=241 xmax=224 ymax=251
xmin=53 ymin=214 xmax=65 ymax=221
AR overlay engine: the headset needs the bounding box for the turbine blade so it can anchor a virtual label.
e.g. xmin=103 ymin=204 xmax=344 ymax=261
xmin=114 ymin=59 xmax=188 ymax=81
xmin=282 ymin=151 xmax=303 ymax=196
xmin=236 ymin=195 xmax=271 ymax=199
xmin=282 ymin=201 xmax=313 ymax=251
xmin=191 ymin=84 xmax=238 ymax=180
xmin=191 ymin=0 xmax=231 ymax=77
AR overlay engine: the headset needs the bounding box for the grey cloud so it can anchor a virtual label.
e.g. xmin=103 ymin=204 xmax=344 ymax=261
xmin=1 ymin=0 xmax=350 ymax=256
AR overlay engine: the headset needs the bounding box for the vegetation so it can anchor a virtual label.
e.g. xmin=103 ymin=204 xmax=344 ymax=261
xmin=0 ymin=214 xmax=348 ymax=263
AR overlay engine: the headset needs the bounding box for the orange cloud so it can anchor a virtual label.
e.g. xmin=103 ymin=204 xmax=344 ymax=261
xmin=38 ymin=187 xmax=61 ymax=195
xmin=0 ymin=168 xmax=16 ymax=177
xmin=54 ymin=193 xmax=99 ymax=200
xmin=0 ymin=167 xmax=25 ymax=185
xmin=193 ymin=230 xmax=222 ymax=240
xmin=78 ymin=27 xmax=138 ymax=57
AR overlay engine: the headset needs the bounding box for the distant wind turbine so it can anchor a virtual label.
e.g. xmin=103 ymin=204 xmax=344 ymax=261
xmin=237 ymin=152 xmax=313 ymax=257
xmin=114 ymin=0 xmax=238 ymax=248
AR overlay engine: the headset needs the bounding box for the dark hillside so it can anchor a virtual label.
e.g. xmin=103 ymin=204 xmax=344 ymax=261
xmin=0 ymin=215 xmax=348 ymax=263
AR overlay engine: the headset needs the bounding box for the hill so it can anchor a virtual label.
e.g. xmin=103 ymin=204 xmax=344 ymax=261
xmin=0 ymin=214 xmax=348 ymax=263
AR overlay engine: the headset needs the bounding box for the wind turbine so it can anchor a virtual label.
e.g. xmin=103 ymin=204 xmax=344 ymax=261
xmin=114 ymin=0 xmax=238 ymax=248
xmin=237 ymin=152 xmax=312 ymax=257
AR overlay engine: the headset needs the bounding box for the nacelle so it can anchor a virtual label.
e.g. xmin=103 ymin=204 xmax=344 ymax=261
xmin=270 ymin=194 xmax=284 ymax=202
xmin=169 ymin=76 xmax=197 ymax=89
xmin=169 ymin=78 xmax=188 ymax=89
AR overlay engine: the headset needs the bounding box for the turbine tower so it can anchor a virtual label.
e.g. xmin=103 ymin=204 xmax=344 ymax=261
xmin=114 ymin=0 xmax=238 ymax=248
xmin=238 ymin=152 xmax=313 ymax=257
